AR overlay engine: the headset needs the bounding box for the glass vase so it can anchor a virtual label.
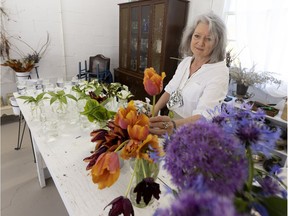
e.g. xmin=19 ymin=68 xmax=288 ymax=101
xmin=129 ymin=158 xmax=159 ymax=208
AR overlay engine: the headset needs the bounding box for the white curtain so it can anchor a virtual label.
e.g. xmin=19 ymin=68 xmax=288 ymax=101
xmin=229 ymin=0 xmax=288 ymax=97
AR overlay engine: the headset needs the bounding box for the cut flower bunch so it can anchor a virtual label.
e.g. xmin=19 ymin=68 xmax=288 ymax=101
xmin=155 ymin=103 xmax=287 ymax=216
xmin=83 ymin=68 xmax=166 ymax=215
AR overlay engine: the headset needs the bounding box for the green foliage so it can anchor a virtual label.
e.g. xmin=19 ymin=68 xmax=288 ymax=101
xmin=18 ymin=92 xmax=48 ymax=105
xmin=81 ymin=98 xmax=116 ymax=123
xmin=48 ymin=90 xmax=77 ymax=105
xmin=260 ymin=196 xmax=287 ymax=216
xmin=72 ymin=80 xmax=104 ymax=100
xmin=102 ymin=82 xmax=123 ymax=98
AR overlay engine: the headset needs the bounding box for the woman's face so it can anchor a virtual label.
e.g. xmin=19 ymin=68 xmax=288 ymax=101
xmin=190 ymin=22 xmax=215 ymax=59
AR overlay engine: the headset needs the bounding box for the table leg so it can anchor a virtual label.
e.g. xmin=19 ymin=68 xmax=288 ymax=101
xmin=31 ymin=136 xmax=46 ymax=188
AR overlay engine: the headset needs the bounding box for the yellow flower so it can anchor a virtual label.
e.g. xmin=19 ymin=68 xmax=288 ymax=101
xmin=143 ymin=67 xmax=166 ymax=96
xmin=91 ymin=152 xmax=120 ymax=189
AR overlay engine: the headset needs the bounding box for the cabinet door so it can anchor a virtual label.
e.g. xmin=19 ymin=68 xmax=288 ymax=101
xmin=130 ymin=6 xmax=139 ymax=71
xmin=151 ymin=3 xmax=165 ymax=73
xmin=120 ymin=7 xmax=129 ymax=69
xmin=139 ymin=5 xmax=150 ymax=72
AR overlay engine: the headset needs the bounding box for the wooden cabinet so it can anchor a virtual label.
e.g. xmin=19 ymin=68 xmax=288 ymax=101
xmin=114 ymin=0 xmax=189 ymax=101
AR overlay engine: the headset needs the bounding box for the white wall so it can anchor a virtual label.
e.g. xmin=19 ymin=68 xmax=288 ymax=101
xmin=0 ymin=0 xmax=126 ymax=104
xmin=187 ymin=0 xmax=226 ymax=25
xmin=0 ymin=0 xmax=224 ymax=104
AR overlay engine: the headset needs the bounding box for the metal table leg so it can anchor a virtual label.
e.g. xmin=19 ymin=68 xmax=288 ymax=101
xmin=15 ymin=111 xmax=36 ymax=163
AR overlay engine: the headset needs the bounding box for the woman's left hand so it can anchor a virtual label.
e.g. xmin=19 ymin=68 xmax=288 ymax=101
xmin=149 ymin=115 xmax=174 ymax=136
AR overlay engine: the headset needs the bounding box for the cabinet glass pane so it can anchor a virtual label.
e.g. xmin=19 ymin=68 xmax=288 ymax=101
xmin=130 ymin=7 xmax=139 ymax=71
xmin=139 ymin=5 xmax=150 ymax=72
xmin=151 ymin=4 xmax=165 ymax=73
xmin=120 ymin=8 xmax=129 ymax=68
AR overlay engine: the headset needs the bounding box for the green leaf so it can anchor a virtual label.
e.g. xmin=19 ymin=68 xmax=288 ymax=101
xmin=60 ymin=96 xmax=67 ymax=104
xmin=57 ymin=90 xmax=65 ymax=96
xmin=66 ymin=94 xmax=77 ymax=101
xmin=35 ymin=92 xmax=46 ymax=101
xmin=48 ymin=92 xmax=57 ymax=97
xmin=259 ymin=196 xmax=287 ymax=216
xmin=234 ymin=197 xmax=249 ymax=213
xmin=18 ymin=96 xmax=33 ymax=100
xmin=50 ymin=97 xmax=57 ymax=105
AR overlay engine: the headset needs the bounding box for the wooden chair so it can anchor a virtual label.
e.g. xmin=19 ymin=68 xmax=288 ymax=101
xmin=78 ymin=54 xmax=112 ymax=83
xmin=87 ymin=54 xmax=112 ymax=82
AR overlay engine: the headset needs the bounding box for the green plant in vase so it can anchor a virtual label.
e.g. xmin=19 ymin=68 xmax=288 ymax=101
xmin=72 ymin=80 xmax=104 ymax=101
xmin=18 ymin=92 xmax=48 ymax=120
xmin=48 ymin=90 xmax=77 ymax=114
xmin=80 ymin=98 xmax=116 ymax=128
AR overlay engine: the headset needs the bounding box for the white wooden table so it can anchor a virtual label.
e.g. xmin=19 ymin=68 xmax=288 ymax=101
xmin=14 ymin=93 xmax=174 ymax=216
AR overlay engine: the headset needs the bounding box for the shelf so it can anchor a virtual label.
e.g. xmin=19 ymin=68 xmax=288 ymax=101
xmin=1 ymin=105 xmax=14 ymax=116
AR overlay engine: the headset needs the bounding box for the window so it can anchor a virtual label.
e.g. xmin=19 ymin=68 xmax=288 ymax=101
xmin=224 ymin=0 xmax=288 ymax=85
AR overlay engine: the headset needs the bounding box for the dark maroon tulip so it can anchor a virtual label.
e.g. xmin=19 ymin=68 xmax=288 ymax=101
xmin=104 ymin=196 xmax=134 ymax=216
xmin=133 ymin=177 xmax=161 ymax=205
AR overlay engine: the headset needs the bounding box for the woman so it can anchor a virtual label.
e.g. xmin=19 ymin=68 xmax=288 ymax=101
xmin=149 ymin=12 xmax=229 ymax=136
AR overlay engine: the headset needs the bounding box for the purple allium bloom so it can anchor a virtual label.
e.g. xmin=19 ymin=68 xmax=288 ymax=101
xmin=154 ymin=189 xmax=237 ymax=216
xmin=211 ymin=104 xmax=281 ymax=158
xmin=164 ymin=121 xmax=248 ymax=197
xmin=256 ymin=176 xmax=284 ymax=197
xmin=104 ymin=196 xmax=134 ymax=216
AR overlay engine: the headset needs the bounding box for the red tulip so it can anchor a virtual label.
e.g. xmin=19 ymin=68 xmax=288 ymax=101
xmin=143 ymin=67 xmax=166 ymax=96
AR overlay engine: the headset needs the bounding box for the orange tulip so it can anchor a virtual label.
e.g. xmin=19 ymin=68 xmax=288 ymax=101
xmin=91 ymin=152 xmax=120 ymax=189
xmin=143 ymin=67 xmax=166 ymax=96
xmin=137 ymin=134 xmax=164 ymax=162
xmin=127 ymin=124 xmax=149 ymax=141
xmin=120 ymin=139 xmax=141 ymax=160
xmin=114 ymin=101 xmax=138 ymax=129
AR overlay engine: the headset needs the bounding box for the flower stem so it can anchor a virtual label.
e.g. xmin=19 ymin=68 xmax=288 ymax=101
xmin=140 ymin=159 xmax=147 ymax=178
xmin=152 ymin=95 xmax=156 ymax=117
xmin=247 ymin=147 xmax=254 ymax=192
xmin=114 ymin=140 xmax=129 ymax=152
xmin=125 ymin=161 xmax=136 ymax=197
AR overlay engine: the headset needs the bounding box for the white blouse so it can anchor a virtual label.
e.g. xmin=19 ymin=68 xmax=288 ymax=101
xmin=165 ymin=56 xmax=229 ymax=118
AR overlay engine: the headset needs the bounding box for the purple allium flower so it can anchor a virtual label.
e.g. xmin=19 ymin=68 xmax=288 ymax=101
xmin=256 ymin=176 xmax=284 ymax=197
xmin=164 ymin=120 xmax=248 ymax=196
xmin=211 ymin=104 xmax=281 ymax=158
xmin=104 ymin=196 xmax=134 ymax=216
xmin=154 ymin=189 xmax=237 ymax=216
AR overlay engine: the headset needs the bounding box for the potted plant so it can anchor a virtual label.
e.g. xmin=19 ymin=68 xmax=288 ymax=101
xmin=0 ymin=6 xmax=50 ymax=79
xmin=229 ymin=62 xmax=281 ymax=96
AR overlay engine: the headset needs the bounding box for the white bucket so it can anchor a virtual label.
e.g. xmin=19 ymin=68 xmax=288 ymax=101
xmin=9 ymin=97 xmax=20 ymax=115
xmin=15 ymin=72 xmax=31 ymax=81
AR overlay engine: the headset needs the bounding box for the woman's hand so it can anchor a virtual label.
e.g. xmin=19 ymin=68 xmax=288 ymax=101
xmin=149 ymin=115 xmax=174 ymax=136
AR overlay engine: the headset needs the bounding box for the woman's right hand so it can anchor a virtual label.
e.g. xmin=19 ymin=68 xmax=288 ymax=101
xmin=149 ymin=115 xmax=174 ymax=136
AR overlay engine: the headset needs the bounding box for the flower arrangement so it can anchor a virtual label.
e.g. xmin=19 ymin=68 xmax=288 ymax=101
xmin=83 ymin=67 xmax=166 ymax=214
xmin=1 ymin=58 xmax=35 ymax=72
xmin=155 ymin=104 xmax=287 ymax=216
xmin=1 ymin=33 xmax=50 ymax=72
xmin=229 ymin=62 xmax=281 ymax=87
